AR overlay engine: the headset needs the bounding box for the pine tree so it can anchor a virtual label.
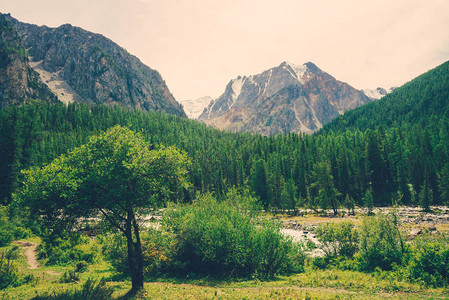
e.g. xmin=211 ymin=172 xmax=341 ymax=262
xmin=344 ymin=194 xmax=355 ymax=215
xmin=250 ymin=159 xmax=269 ymax=210
xmin=310 ymin=160 xmax=341 ymax=215
xmin=363 ymin=188 xmax=374 ymax=215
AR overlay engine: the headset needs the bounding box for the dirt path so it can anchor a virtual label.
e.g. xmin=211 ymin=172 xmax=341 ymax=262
xmin=15 ymin=241 xmax=40 ymax=269
xmin=15 ymin=241 xmax=62 ymax=275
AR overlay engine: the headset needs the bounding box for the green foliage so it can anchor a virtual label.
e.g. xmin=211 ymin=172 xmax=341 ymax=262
xmin=0 ymin=205 xmax=31 ymax=247
xmin=37 ymin=233 xmax=97 ymax=265
xmin=1 ymin=92 xmax=448 ymax=215
xmin=315 ymin=221 xmax=358 ymax=258
xmin=250 ymin=159 xmax=269 ymax=210
xmin=362 ymin=188 xmax=374 ymax=215
xmin=0 ymin=246 xmax=21 ymax=290
xmin=75 ymin=261 xmax=89 ymax=273
xmin=163 ymin=190 xmax=305 ymax=278
xmin=59 ymin=269 xmax=80 ymax=283
xmin=419 ymin=181 xmax=433 ymax=212
xmin=357 ymin=213 xmax=405 ymax=271
xmin=101 ymin=228 xmax=173 ymax=277
xmin=309 ymin=161 xmax=341 ymax=214
xmin=100 ymin=233 xmax=128 ymax=274
xmin=32 ymin=278 xmax=114 ymax=300
xmin=0 ymin=206 xmax=14 ymax=247
xmin=344 ymin=194 xmax=355 ymax=215
xmin=15 ymin=125 xmax=191 ymax=292
xmin=408 ymin=234 xmax=449 ymax=287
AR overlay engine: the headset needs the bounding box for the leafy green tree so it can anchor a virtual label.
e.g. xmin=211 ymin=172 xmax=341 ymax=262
xmin=15 ymin=125 xmax=190 ymax=294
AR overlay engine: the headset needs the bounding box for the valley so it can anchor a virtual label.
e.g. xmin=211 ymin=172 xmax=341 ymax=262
xmin=1 ymin=9 xmax=449 ymax=300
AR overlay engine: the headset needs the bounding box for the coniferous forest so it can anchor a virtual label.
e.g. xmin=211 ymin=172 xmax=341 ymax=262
xmin=1 ymin=60 xmax=449 ymax=211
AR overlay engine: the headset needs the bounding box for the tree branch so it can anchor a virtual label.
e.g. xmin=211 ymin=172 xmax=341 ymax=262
xmin=98 ymin=207 xmax=126 ymax=234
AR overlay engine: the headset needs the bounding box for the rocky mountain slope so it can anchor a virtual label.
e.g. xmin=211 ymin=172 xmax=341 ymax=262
xmin=198 ymin=62 xmax=371 ymax=135
xmin=0 ymin=14 xmax=57 ymax=108
xmin=3 ymin=13 xmax=186 ymax=117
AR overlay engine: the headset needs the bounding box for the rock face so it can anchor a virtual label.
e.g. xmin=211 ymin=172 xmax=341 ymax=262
xmin=0 ymin=14 xmax=57 ymax=108
xmin=4 ymin=14 xmax=186 ymax=117
xmin=198 ymin=62 xmax=371 ymax=135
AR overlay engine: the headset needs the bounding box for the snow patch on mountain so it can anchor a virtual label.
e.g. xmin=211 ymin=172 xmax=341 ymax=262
xmin=180 ymin=96 xmax=213 ymax=119
xmin=363 ymin=87 xmax=390 ymax=100
xmin=283 ymin=61 xmax=309 ymax=84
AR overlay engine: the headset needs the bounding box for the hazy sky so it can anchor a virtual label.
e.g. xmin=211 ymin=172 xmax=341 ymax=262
xmin=2 ymin=0 xmax=449 ymax=101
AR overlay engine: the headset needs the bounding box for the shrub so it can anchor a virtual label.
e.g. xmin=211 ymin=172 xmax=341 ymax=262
xmin=0 ymin=246 xmax=22 ymax=290
xmin=100 ymin=233 xmax=128 ymax=275
xmin=163 ymin=190 xmax=305 ymax=278
xmin=59 ymin=269 xmax=80 ymax=283
xmin=357 ymin=212 xmax=405 ymax=271
xmin=0 ymin=206 xmax=30 ymax=246
xmin=408 ymin=234 xmax=449 ymax=287
xmin=38 ymin=233 xmax=97 ymax=265
xmin=315 ymin=221 xmax=358 ymax=258
xmin=75 ymin=261 xmax=89 ymax=273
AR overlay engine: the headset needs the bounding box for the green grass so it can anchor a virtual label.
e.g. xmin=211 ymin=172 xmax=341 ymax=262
xmin=2 ymin=251 xmax=447 ymax=300
xmin=1 ymin=220 xmax=449 ymax=299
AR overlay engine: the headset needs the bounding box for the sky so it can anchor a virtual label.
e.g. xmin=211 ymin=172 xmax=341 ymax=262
xmin=2 ymin=0 xmax=449 ymax=101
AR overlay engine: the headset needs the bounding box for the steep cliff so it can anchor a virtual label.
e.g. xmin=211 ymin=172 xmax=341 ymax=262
xmin=0 ymin=14 xmax=57 ymax=108
xmin=4 ymin=14 xmax=186 ymax=117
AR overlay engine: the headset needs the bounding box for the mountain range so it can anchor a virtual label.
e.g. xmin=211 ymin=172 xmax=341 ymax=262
xmin=0 ymin=13 xmax=186 ymax=117
xmin=0 ymin=13 xmax=412 ymax=137
xmin=198 ymin=61 xmax=372 ymax=135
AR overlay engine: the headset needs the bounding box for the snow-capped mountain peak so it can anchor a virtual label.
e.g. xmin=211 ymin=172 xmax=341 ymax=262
xmin=198 ymin=61 xmax=372 ymax=135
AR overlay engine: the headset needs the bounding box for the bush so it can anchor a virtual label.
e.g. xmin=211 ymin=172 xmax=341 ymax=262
xmin=0 ymin=206 xmax=31 ymax=247
xmin=32 ymin=278 xmax=113 ymax=300
xmin=315 ymin=221 xmax=358 ymax=258
xmin=59 ymin=269 xmax=80 ymax=283
xmin=100 ymin=233 xmax=128 ymax=275
xmin=408 ymin=234 xmax=449 ymax=287
xmin=163 ymin=190 xmax=305 ymax=278
xmin=38 ymin=233 xmax=97 ymax=265
xmin=0 ymin=246 xmax=22 ymax=290
xmin=75 ymin=261 xmax=89 ymax=273
xmin=357 ymin=212 xmax=405 ymax=271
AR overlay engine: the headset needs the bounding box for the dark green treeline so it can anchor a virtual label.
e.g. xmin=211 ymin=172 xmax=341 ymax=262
xmin=1 ymin=102 xmax=448 ymax=210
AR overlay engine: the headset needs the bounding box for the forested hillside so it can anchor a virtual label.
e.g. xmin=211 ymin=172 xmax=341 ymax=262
xmin=323 ymin=60 xmax=449 ymax=133
xmin=1 ymin=101 xmax=448 ymax=211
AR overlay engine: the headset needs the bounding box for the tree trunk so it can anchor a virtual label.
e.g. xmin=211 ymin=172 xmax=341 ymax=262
xmin=132 ymin=211 xmax=144 ymax=290
xmin=125 ymin=209 xmax=144 ymax=295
